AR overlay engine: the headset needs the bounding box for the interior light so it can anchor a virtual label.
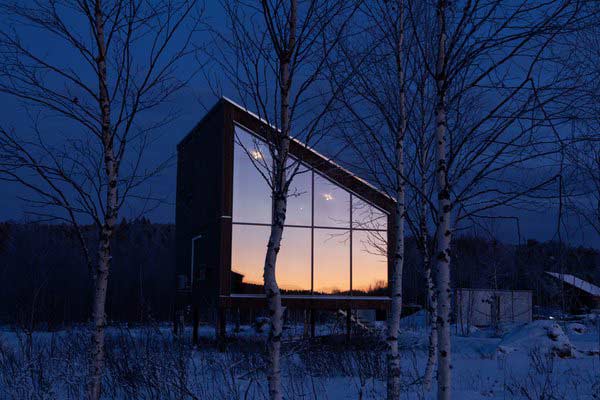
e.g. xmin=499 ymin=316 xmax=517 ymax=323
xmin=323 ymin=193 xmax=333 ymax=201
xmin=250 ymin=150 xmax=263 ymax=160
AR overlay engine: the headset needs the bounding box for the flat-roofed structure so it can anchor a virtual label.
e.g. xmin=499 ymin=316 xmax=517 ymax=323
xmin=454 ymin=288 xmax=533 ymax=330
xmin=175 ymin=98 xmax=395 ymax=340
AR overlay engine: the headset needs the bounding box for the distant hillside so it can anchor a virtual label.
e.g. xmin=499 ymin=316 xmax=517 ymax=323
xmin=0 ymin=219 xmax=175 ymax=329
xmin=0 ymin=220 xmax=597 ymax=328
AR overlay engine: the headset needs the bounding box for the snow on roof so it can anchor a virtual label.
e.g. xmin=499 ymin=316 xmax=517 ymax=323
xmin=221 ymin=97 xmax=394 ymax=203
xmin=545 ymin=271 xmax=600 ymax=297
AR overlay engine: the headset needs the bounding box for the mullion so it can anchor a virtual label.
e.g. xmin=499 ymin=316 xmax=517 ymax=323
xmin=311 ymin=169 xmax=314 ymax=294
xmin=350 ymin=194 xmax=353 ymax=295
xmin=233 ymin=221 xmax=384 ymax=232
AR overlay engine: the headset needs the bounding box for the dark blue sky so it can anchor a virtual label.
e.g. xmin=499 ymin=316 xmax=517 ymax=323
xmin=0 ymin=2 xmax=596 ymax=250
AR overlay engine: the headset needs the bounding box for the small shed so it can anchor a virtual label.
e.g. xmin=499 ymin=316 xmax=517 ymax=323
xmin=454 ymin=288 xmax=532 ymax=329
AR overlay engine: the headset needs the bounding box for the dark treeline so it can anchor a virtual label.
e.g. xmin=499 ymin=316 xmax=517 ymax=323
xmin=0 ymin=220 xmax=598 ymax=329
xmin=405 ymin=236 xmax=600 ymax=312
xmin=0 ymin=219 xmax=175 ymax=330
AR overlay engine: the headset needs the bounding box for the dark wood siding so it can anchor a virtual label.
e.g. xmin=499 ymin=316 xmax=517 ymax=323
xmin=176 ymin=105 xmax=225 ymax=320
xmin=176 ymin=98 xmax=396 ymax=316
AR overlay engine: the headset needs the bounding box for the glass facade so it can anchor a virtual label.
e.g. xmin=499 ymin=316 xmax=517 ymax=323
xmin=314 ymin=229 xmax=350 ymax=294
xmin=314 ymin=173 xmax=350 ymax=228
xmin=231 ymin=125 xmax=388 ymax=296
xmin=277 ymin=227 xmax=311 ymax=293
xmin=352 ymin=230 xmax=388 ymax=295
xmin=231 ymin=224 xmax=311 ymax=294
xmin=232 ymin=126 xmax=272 ymax=223
xmin=285 ymin=160 xmax=312 ymax=226
xmin=352 ymin=196 xmax=387 ymax=231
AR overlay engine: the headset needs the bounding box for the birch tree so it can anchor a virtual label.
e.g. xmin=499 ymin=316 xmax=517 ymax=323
xmin=329 ymin=1 xmax=418 ymax=396
xmin=561 ymin=15 xmax=600 ymax=239
xmin=410 ymin=69 xmax=437 ymax=391
xmin=332 ymin=2 xmax=441 ymax=393
xmin=0 ymin=1 xmax=201 ymax=399
xmin=413 ymin=1 xmax=585 ymax=398
xmin=214 ymin=1 xmax=361 ymax=398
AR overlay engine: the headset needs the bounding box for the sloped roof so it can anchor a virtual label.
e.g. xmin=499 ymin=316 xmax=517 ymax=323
xmin=545 ymin=271 xmax=600 ymax=297
xmin=178 ymin=97 xmax=396 ymax=212
xmin=220 ymin=97 xmax=392 ymax=201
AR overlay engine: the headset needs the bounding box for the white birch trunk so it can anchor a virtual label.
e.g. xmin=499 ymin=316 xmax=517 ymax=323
xmin=434 ymin=1 xmax=452 ymax=399
xmin=264 ymin=195 xmax=285 ymax=400
xmin=89 ymin=1 xmax=117 ymax=399
xmin=387 ymin=189 xmax=405 ymax=400
xmin=263 ymin=1 xmax=295 ymax=395
xmin=422 ymin=224 xmax=437 ymax=391
xmin=418 ymin=119 xmax=437 ymax=392
xmin=387 ymin=3 xmax=406 ymax=396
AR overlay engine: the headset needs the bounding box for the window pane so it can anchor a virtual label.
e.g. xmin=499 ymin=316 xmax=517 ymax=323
xmin=231 ymin=225 xmax=269 ymax=294
xmin=352 ymin=230 xmax=388 ymax=296
xmin=233 ymin=127 xmax=272 ymax=224
xmin=277 ymin=227 xmax=311 ymax=294
xmin=314 ymin=229 xmax=350 ymax=294
xmin=231 ymin=225 xmax=312 ymax=295
xmin=352 ymin=196 xmax=387 ymax=230
xmin=314 ymin=173 xmax=350 ymax=228
xmin=285 ymin=160 xmax=312 ymax=226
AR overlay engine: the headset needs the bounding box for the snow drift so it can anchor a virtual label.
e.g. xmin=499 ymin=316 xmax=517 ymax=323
xmin=497 ymin=320 xmax=575 ymax=358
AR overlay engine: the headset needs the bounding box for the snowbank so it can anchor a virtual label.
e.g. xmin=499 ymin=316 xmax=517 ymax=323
xmin=497 ymin=320 xmax=574 ymax=358
xmin=567 ymin=323 xmax=586 ymax=335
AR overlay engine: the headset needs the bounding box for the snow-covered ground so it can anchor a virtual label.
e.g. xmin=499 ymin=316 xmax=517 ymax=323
xmin=0 ymin=313 xmax=598 ymax=399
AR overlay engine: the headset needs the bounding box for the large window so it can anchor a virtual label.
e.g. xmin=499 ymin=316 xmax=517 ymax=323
xmin=314 ymin=229 xmax=350 ymax=294
xmin=352 ymin=230 xmax=387 ymax=295
xmin=314 ymin=173 xmax=350 ymax=227
xmin=231 ymin=225 xmax=311 ymax=294
xmin=232 ymin=125 xmax=272 ymax=223
xmin=231 ymin=125 xmax=388 ymax=296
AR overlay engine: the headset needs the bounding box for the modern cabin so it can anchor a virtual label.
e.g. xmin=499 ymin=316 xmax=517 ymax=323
xmin=175 ymin=98 xmax=396 ymax=341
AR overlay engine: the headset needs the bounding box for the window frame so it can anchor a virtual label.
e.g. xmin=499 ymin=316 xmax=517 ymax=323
xmin=231 ymin=123 xmax=388 ymax=296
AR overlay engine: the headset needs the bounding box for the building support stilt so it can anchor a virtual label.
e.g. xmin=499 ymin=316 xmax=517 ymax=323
xmin=217 ymin=306 xmax=226 ymax=351
xmin=303 ymin=309 xmax=310 ymax=338
xmin=310 ymin=309 xmax=316 ymax=339
xmin=346 ymin=308 xmax=352 ymax=342
xmin=192 ymin=305 xmax=199 ymax=345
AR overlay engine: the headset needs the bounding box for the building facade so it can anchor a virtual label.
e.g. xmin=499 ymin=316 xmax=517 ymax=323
xmin=175 ymin=98 xmax=396 ymax=340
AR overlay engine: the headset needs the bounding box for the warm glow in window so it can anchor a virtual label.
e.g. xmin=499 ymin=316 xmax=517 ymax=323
xmin=231 ymin=125 xmax=388 ymax=297
xmin=231 ymin=225 xmax=311 ymax=294
xmin=314 ymin=229 xmax=350 ymax=294
xmin=352 ymin=230 xmax=387 ymax=295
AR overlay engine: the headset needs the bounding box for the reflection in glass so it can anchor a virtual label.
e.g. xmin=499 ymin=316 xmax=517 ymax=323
xmin=231 ymin=225 xmax=312 ymax=294
xmin=276 ymin=227 xmax=311 ymax=293
xmin=352 ymin=230 xmax=388 ymax=295
xmin=314 ymin=229 xmax=350 ymax=294
xmin=352 ymin=196 xmax=387 ymax=230
xmin=285 ymin=160 xmax=312 ymax=226
xmin=314 ymin=173 xmax=350 ymax=228
xmin=233 ymin=127 xmax=272 ymax=224
xmin=231 ymin=224 xmax=269 ymax=294
xmin=230 ymin=126 xmax=390 ymax=299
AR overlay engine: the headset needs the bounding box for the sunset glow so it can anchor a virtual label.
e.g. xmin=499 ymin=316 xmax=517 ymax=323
xmin=231 ymin=126 xmax=388 ymax=296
